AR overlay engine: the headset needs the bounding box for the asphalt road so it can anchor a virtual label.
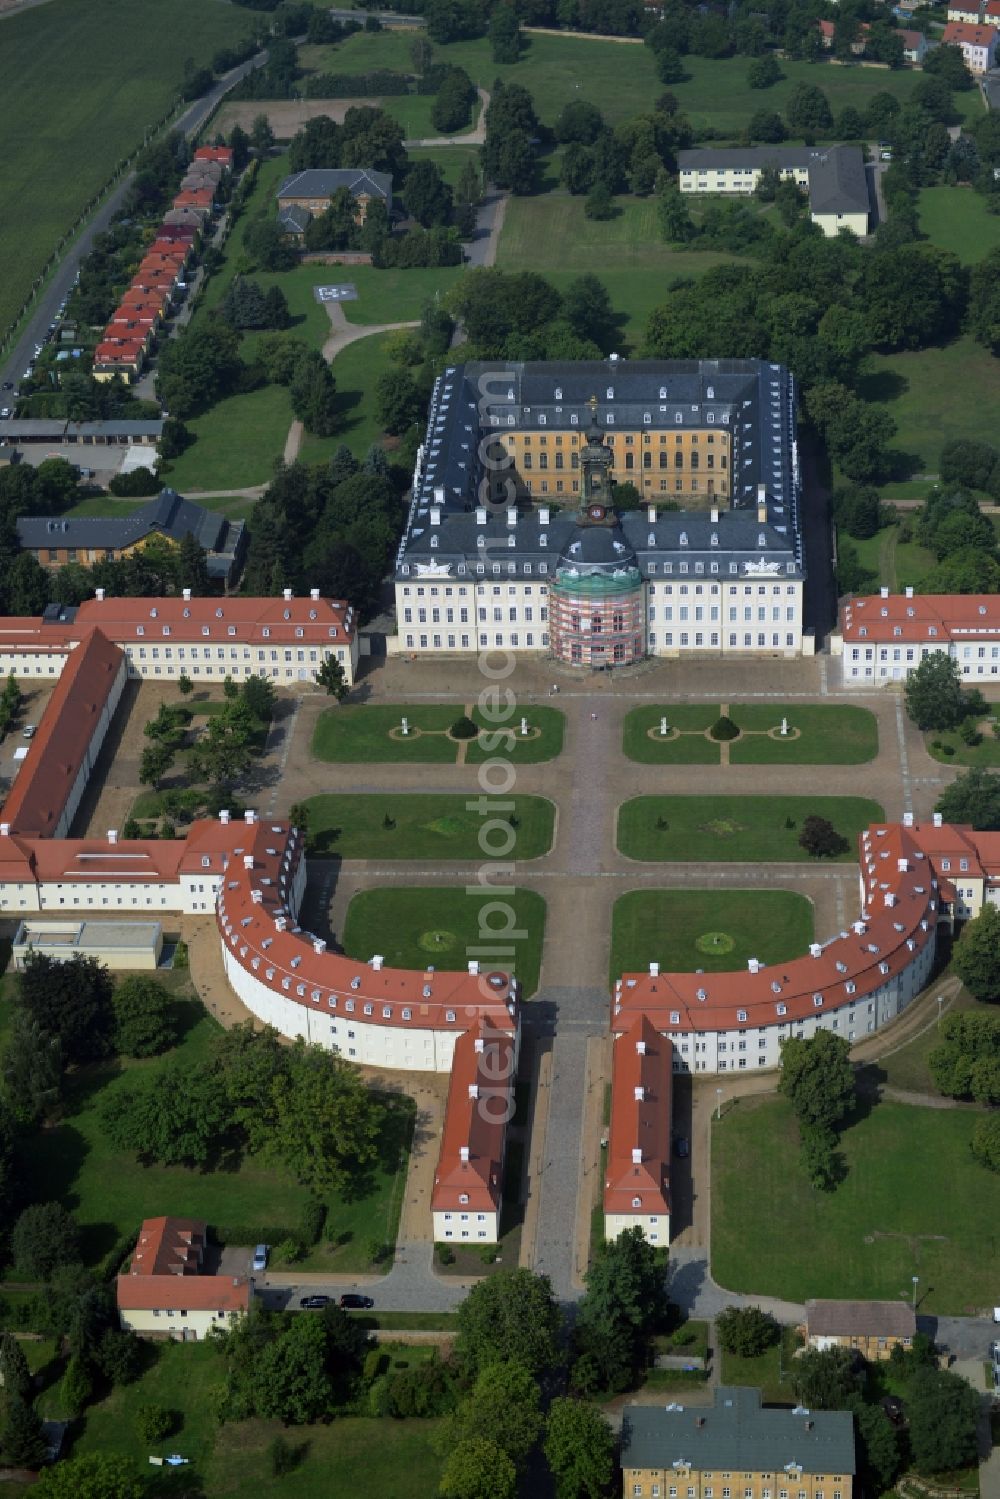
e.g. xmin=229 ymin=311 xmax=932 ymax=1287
xmin=0 ymin=49 xmax=267 ymax=399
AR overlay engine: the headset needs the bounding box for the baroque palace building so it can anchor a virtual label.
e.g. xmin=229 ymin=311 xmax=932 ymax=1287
xmin=392 ymin=358 xmax=810 ymax=666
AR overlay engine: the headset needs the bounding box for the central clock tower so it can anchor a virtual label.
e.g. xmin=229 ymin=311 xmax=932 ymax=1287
xmin=579 ymin=396 xmax=614 ymax=520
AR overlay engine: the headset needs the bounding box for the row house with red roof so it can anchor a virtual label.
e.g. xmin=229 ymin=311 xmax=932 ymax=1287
xmin=941 ymin=18 xmax=998 ymax=69
xmin=603 ymin=1016 xmax=672 ymax=1245
xmin=833 ymin=589 xmax=1000 ymax=685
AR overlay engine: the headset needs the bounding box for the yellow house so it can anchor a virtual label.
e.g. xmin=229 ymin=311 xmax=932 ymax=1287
xmin=621 ymin=1387 xmax=856 ymax=1499
xmin=803 ymin=1300 xmax=916 ymax=1361
xmin=117 ymin=1216 xmax=250 ymax=1342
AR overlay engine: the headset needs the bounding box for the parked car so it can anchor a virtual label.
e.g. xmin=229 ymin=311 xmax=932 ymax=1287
xmin=1 ymin=381 xmax=12 ymax=390
xmin=339 ymin=1294 xmax=374 ymax=1309
xmin=300 ymin=1295 xmax=330 ymax=1309
xmin=22 ymin=725 xmax=36 ymax=739
xmin=990 ymin=1339 xmax=1000 ymax=1367
xmin=252 ymin=1244 xmax=269 ymax=1272
xmin=0 ymin=409 xmax=10 ymax=420
xmin=673 ymin=1136 xmax=689 ymax=1158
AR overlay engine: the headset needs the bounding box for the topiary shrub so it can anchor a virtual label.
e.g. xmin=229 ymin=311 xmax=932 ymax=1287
xmin=450 ymin=714 xmax=479 ymax=739
xmin=710 ymin=714 xmax=740 ymax=741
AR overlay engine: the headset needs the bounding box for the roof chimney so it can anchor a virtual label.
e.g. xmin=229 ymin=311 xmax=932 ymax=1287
xmin=933 ymin=812 xmax=942 ymax=828
xmin=632 ymin=1147 xmax=643 ymax=1164
xmin=245 ymin=809 xmax=256 ymax=824
xmin=897 ymin=857 xmax=909 ymax=873
xmin=468 ymin=960 xmax=480 ymax=975
xmin=903 ymin=811 xmax=914 ymax=827
xmin=538 ymin=506 xmax=550 ymax=525
xmin=748 ymin=957 xmax=760 ymax=974
xmin=220 ymin=809 xmax=230 ymax=825
xmin=429 ymin=506 xmax=441 ymax=526
xmin=283 ymin=588 xmax=292 ymax=602
xmin=243 ymin=853 xmax=254 ymax=869
xmin=507 ymin=506 xmax=517 ymax=527
xmin=0 ymin=822 xmax=9 ymax=836
xmin=107 ymin=828 xmax=118 ymax=845
xmin=884 ymin=891 xmax=896 ymax=908
xmin=757 ymin=483 xmax=767 ymax=522
xmin=95 ymin=588 xmax=105 ymax=602
xmin=433 ymin=485 xmax=445 ymax=505
xmin=371 ymin=954 xmax=384 ymax=970
xmin=468 ymin=1084 xmax=479 ymax=1100
xmin=809 ymin=943 xmax=822 ymax=958
xmin=475 ymin=505 xmax=488 ymax=525
xmin=634 ymin=1085 xmax=645 ymax=1102
xmin=459 ymin=1145 xmax=470 ymax=1163
xmin=880 ymin=586 xmax=890 ymax=599
xmin=182 ymin=587 xmax=191 ymax=601
xmin=649 ymin=962 xmax=659 ymax=977
xmin=474 ymin=1037 xmax=485 ymax=1053
xmin=905 ymin=586 xmax=914 ymax=599
xmin=310 ymin=588 xmax=320 ymax=601
xmin=710 ymin=507 xmax=719 ymax=524
xmin=648 ymin=506 xmax=657 ymax=524
xmin=313 ymin=938 xmax=326 ymax=954
xmin=636 ymin=1039 xmax=647 ymax=1054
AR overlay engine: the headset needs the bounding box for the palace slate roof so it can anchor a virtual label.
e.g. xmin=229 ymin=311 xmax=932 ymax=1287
xmin=621 ymin=1387 xmax=856 ymax=1474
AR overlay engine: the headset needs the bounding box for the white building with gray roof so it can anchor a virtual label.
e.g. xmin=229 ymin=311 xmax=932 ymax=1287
xmin=678 ymin=146 xmax=870 ymax=238
xmin=392 ymin=359 xmax=809 ymax=667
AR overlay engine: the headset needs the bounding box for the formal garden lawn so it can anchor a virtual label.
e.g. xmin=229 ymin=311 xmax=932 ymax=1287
xmin=9 ymin=1012 xmax=409 ymax=1277
xmin=343 ymin=886 xmax=546 ymax=996
xmin=860 ymin=335 xmax=1000 ymax=505
xmin=312 ymin=703 xmax=564 ymax=763
xmin=609 ymin=888 xmax=814 ymax=984
xmin=918 ymin=186 xmax=1000 ymax=265
xmin=302 ymin=793 xmax=555 ymax=860
xmin=0 ymin=0 xmax=250 ymax=338
xmin=712 ymin=1095 xmax=1000 ymax=1314
xmin=617 ymin=794 xmax=883 ymax=862
xmin=622 ymin=704 xmax=878 ymax=764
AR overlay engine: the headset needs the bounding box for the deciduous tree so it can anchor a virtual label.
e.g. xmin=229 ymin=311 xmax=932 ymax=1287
xmin=778 ymin=1031 xmax=855 ymax=1134
xmin=439 ymin=1436 xmax=517 ymax=1499
xmin=715 ymin=1306 xmax=780 ymax=1357
xmin=12 ymin=1202 xmax=80 ymax=1280
xmin=952 ymin=903 xmax=1000 ymax=1002
xmin=112 ymin=976 xmax=178 ymax=1058
xmin=456 ymin=1269 xmax=562 ymax=1377
xmin=904 ymin=652 xmax=970 ymax=731
xmin=544 ymin=1397 xmax=616 ymax=1498
xmin=907 ymin=1365 xmax=980 ymax=1475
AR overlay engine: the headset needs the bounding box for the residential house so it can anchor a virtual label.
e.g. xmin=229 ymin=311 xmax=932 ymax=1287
xmin=117 ymin=1216 xmax=249 ymax=1341
xmin=894 ymin=0 xmax=931 ymax=16
xmin=678 ymin=146 xmax=870 ymax=238
xmin=947 ymin=1 xmax=982 ymax=21
xmin=898 ymin=27 xmax=929 ymax=61
xmin=620 ymin=1386 xmax=857 ymax=1499
xmin=818 ymin=18 xmax=870 ymax=52
xmin=941 ymin=20 xmax=998 ymax=69
xmin=193 ymin=145 xmax=233 ymax=169
xmin=276 ymin=167 xmax=393 ymax=238
xmin=18 ymin=487 xmax=248 ymax=585
xmin=603 ymin=1015 xmax=672 ymax=1246
xmin=803 ymin=1300 xmax=916 ymax=1360
xmin=833 ymin=587 xmax=1000 ymax=685
xmin=986 ymin=0 xmax=1000 ymax=24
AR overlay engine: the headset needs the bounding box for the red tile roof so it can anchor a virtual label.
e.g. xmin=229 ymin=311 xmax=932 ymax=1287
xmin=75 ymin=592 xmax=357 ymax=646
xmin=217 ymin=820 xmax=519 ymax=1026
xmin=0 ymin=629 xmax=124 ymax=836
xmin=117 ymin=1273 xmax=249 ymax=1313
xmin=172 ymin=188 xmax=214 ymax=208
xmin=840 ymin=592 xmax=1000 ymax=644
xmin=898 ymin=29 xmax=925 ymax=46
xmin=130 ymin=1216 xmax=206 ymax=1276
xmin=943 ymin=20 xmax=997 ymax=41
xmin=614 ymin=823 xmax=946 ymax=1033
xmin=194 ymin=146 xmax=233 ymax=165
xmin=604 ymin=1015 xmax=672 ymax=1219
xmin=432 ymin=1022 xmax=514 ymax=1213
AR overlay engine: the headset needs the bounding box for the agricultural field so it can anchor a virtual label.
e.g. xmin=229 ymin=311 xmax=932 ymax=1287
xmin=713 ymin=1095 xmax=1000 ymax=1314
xmin=609 ymin=888 xmax=814 ymax=983
xmin=0 ymin=0 xmax=251 ymax=339
xmin=343 ymin=886 xmax=547 ymax=995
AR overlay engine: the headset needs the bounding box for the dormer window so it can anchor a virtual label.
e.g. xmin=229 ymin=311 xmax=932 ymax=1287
xmin=632 ymin=1196 xmax=642 ymax=1208
xmin=737 ymin=1009 xmax=747 ymax=1023
xmin=643 ymin=412 xmax=651 ymax=424
xmin=711 ymin=533 xmax=719 ymax=547
xmin=215 ymin=607 xmax=223 ymax=618
xmin=570 ymin=413 xmax=578 ymax=425
xmin=554 ymin=386 xmax=562 ymax=399
xmin=758 ymin=533 xmax=766 ymax=546
xmin=659 ymin=386 xmax=667 ymax=398
xmin=679 ymin=532 xmax=688 ymax=546
xmin=262 ymin=627 xmax=270 ymax=638
xmin=606 ymin=386 xmax=614 ymax=399
xmin=431 ymin=536 xmax=439 ymax=549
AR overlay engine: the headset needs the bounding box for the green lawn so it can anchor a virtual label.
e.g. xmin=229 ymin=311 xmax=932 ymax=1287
xmin=860 ymin=335 xmax=1000 ymax=503
xmin=302 ymin=792 xmax=555 ymax=860
xmin=838 ymin=524 xmax=937 ymax=592
xmin=13 ymin=1013 xmax=408 ymax=1275
xmin=609 ymin=888 xmax=814 ymax=984
xmin=621 ymin=703 xmax=722 ymax=764
xmin=408 ymin=145 xmax=482 ymax=187
xmin=719 ymin=1328 xmax=800 ymax=1405
xmin=162 ymin=383 xmax=292 ymax=492
xmin=622 ymin=704 xmax=878 ymax=765
xmin=0 ymin=0 xmax=250 ymax=339
xmin=68 ymin=1342 xmax=445 ymax=1498
xmin=311 ymin=703 xmax=564 ymax=763
xmin=712 ymin=1095 xmax=1000 ymax=1314
xmin=926 ymin=718 xmax=1000 ymax=766
xmin=497 ymin=192 xmax=747 ymax=347
xmin=617 ymin=794 xmax=884 ymax=862
xmin=297 ymin=331 xmax=406 ymax=468
xmin=918 ymin=186 xmax=1000 ymax=265
xmin=343 ymin=885 xmax=546 ymax=995
xmin=728 ymin=704 xmax=879 ymax=765
xmin=877 ymin=985 xmax=994 ymax=1094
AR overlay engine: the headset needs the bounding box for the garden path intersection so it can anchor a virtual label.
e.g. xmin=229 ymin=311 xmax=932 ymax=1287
xmin=230 ymin=650 xmax=989 ymax=1324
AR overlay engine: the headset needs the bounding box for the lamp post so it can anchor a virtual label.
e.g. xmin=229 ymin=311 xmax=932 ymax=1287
xmin=716 ymin=1088 xmax=723 ymax=1121
xmin=936 ymin=994 xmax=944 ymax=1027
xmin=911 ymin=1275 xmax=919 ymax=1310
